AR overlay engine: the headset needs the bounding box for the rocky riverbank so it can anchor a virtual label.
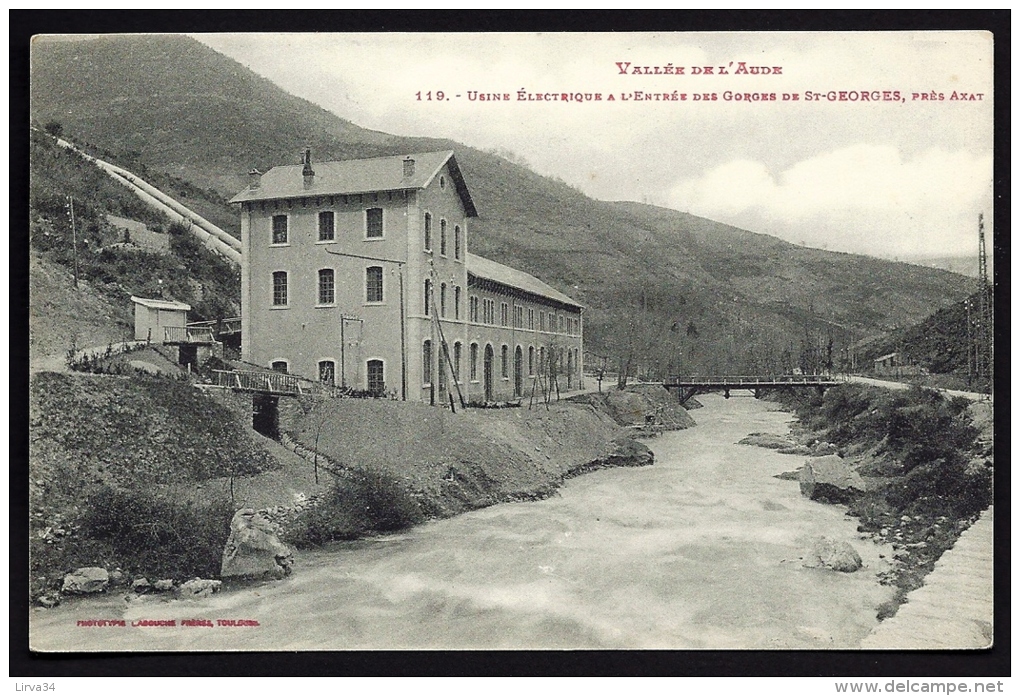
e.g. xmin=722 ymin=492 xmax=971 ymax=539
xmin=742 ymin=383 xmax=993 ymax=620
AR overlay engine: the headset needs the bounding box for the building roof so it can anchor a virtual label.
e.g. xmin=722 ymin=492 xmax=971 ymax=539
xmin=229 ymin=150 xmax=477 ymax=216
xmin=874 ymin=352 xmax=898 ymax=362
xmin=131 ymin=296 xmax=191 ymax=311
xmin=467 ymin=253 xmax=581 ymax=309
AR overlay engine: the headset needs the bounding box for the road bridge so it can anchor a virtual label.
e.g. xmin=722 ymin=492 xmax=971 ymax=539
xmin=662 ymin=375 xmax=843 ymax=406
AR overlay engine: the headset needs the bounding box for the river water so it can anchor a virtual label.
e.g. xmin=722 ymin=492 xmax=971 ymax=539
xmin=30 ymin=394 xmax=894 ymax=651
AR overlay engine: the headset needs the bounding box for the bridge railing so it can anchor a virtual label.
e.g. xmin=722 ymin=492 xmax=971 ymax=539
xmin=211 ymin=369 xmax=355 ymax=397
xmin=164 ymin=325 xmax=216 ymax=344
xmin=186 ymin=317 xmax=241 ymax=336
xmin=213 ymin=369 xmax=304 ymax=395
xmin=665 ymin=374 xmax=841 ymax=386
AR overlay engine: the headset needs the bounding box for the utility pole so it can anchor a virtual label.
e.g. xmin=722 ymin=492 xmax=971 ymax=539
xmin=66 ymin=196 xmax=79 ymax=288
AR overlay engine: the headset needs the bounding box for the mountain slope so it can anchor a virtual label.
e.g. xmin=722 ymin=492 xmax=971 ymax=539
xmin=29 ymin=34 xmax=973 ymax=375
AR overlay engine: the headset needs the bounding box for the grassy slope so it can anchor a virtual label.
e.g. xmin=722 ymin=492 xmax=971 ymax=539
xmin=29 ymin=249 xmax=133 ymax=367
xmin=29 ymin=34 xmax=973 ymax=372
xmin=28 ymin=372 xmax=281 ymax=592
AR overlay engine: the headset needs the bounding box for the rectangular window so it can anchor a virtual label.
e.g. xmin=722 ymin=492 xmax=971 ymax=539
xmin=440 ymin=219 xmax=447 ymax=256
xmin=272 ymin=215 xmax=288 ymax=244
xmin=455 ymin=286 xmax=462 ymax=320
xmin=272 ymin=271 xmax=288 ymax=306
xmin=318 ymin=211 xmax=335 ymax=241
xmin=424 ymin=213 xmax=432 ymax=251
xmin=528 ymin=308 xmax=535 ymax=330
xmin=319 ymin=360 xmax=336 ymax=385
xmin=366 ymin=266 xmax=384 ymax=303
xmin=318 ymin=268 xmax=335 ymax=305
xmin=540 ymin=311 xmax=546 ymax=332
xmin=470 ymin=296 xmax=479 ymax=323
xmin=440 ymin=283 xmax=447 ymax=317
xmin=453 ymin=343 xmax=462 ymax=381
xmin=366 ymin=208 xmax=383 ymax=238
xmin=501 ymin=345 xmax=509 ymax=378
xmin=470 ymin=343 xmax=478 ymax=380
xmin=500 ymin=302 xmax=508 ymax=327
xmin=454 ymin=225 xmax=462 ymax=260
xmin=424 ymin=280 xmax=432 ymax=315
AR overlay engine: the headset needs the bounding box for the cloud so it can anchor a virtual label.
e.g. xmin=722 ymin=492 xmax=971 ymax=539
xmin=667 ymin=145 xmax=992 ymax=256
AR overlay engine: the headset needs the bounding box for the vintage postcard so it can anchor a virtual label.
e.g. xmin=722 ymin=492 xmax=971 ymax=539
xmin=27 ymin=30 xmax=995 ymax=657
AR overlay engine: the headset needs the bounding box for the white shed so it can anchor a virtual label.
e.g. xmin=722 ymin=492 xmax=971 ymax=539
xmin=131 ymin=296 xmax=191 ymax=343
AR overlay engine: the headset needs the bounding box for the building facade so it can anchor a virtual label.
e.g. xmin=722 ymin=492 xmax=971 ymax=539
xmin=231 ymin=150 xmax=582 ymax=404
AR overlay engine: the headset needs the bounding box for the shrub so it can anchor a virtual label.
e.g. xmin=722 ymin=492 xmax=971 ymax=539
xmin=77 ymin=486 xmax=235 ymax=580
xmin=283 ymin=468 xmax=425 ymax=548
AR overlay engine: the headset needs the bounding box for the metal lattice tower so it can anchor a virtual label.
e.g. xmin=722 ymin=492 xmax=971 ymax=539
xmin=976 ymin=213 xmax=993 ymax=382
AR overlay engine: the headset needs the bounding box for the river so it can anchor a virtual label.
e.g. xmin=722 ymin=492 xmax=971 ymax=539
xmin=30 ymin=393 xmax=894 ymax=651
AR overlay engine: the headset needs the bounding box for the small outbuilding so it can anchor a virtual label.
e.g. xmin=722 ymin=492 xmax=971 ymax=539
xmin=131 ymin=296 xmax=191 ymax=343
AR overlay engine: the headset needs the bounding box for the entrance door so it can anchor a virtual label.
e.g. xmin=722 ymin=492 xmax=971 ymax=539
xmin=483 ymin=344 xmax=494 ymax=402
xmin=514 ymin=346 xmax=523 ymax=397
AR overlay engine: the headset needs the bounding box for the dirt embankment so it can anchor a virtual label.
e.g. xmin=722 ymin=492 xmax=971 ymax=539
xmin=281 ymin=390 xmax=667 ymax=520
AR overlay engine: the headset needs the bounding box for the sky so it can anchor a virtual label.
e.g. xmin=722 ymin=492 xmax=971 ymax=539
xmin=197 ymin=32 xmax=994 ymax=261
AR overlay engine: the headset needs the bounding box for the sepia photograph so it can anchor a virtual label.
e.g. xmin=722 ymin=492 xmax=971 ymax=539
xmin=24 ymin=25 xmax=998 ymax=662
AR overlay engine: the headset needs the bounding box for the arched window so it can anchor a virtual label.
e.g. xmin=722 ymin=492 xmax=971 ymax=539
xmin=367 ymin=360 xmax=385 ymax=395
xmin=271 ymin=360 xmax=288 ymax=374
xmin=318 ymin=360 xmax=336 ymax=385
xmin=470 ymin=343 xmax=479 ymax=381
xmin=440 ymin=283 xmax=447 ymax=317
xmin=501 ymin=344 xmax=509 ymax=378
xmin=272 ymin=271 xmax=288 ymax=306
xmin=366 ymin=266 xmax=383 ymax=303
xmin=422 ymin=340 xmax=433 ymax=385
xmin=528 ymin=346 xmax=535 ymax=376
xmin=424 ymin=279 xmax=432 ymax=316
xmin=454 ymin=225 xmax=462 ymax=260
xmin=424 ymin=212 xmax=432 ymax=251
xmin=318 ymin=268 xmax=335 ymax=305
xmin=453 ymin=342 xmax=462 ymax=381
xmin=454 ymin=286 xmax=462 ymax=320
xmin=440 ymin=219 xmax=448 ymax=256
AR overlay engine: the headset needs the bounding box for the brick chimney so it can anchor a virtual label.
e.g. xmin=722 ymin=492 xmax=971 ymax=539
xmin=403 ymin=156 xmax=415 ymax=178
xmin=248 ymin=168 xmax=262 ymax=190
xmin=302 ymin=148 xmax=315 ymax=189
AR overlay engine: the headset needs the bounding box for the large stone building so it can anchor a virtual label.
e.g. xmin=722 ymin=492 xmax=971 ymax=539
xmin=230 ymin=150 xmax=583 ymax=404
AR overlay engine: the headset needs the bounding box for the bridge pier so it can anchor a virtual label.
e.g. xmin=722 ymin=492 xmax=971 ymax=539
xmin=253 ymin=393 xmax=280 ymax=440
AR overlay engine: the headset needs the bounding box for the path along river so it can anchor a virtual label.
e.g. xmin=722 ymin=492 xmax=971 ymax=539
xmin=31 ymin=394 xmax=896 ymax=651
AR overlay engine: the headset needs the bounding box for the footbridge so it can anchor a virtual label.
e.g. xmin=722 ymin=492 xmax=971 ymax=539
xmin=663 ymin=375 xmax=843 ymax=406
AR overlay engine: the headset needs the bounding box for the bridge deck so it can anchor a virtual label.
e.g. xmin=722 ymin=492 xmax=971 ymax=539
xmin=662 ymin=375 xmax=842 ymax=405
